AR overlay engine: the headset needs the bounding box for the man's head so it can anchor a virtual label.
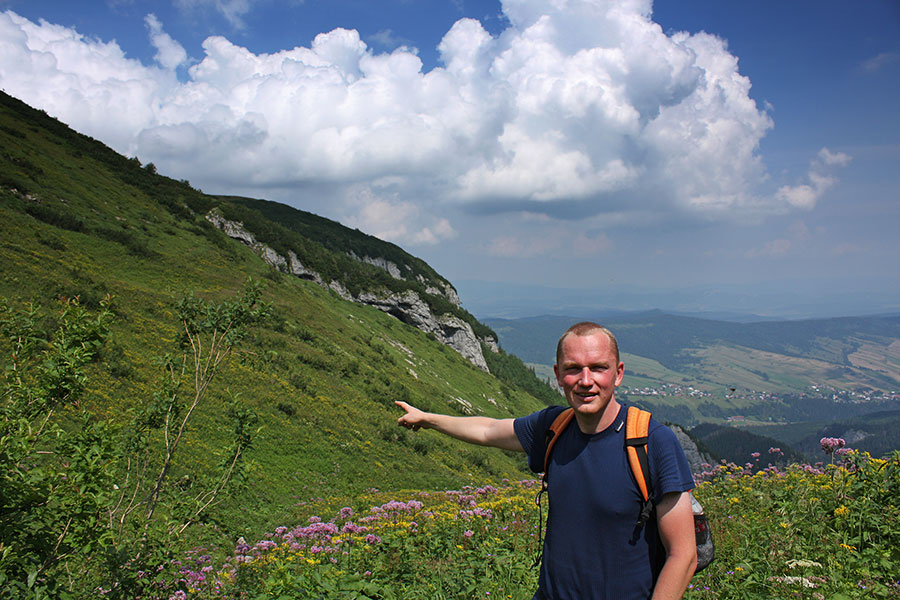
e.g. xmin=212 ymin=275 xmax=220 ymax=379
xmin=554 ymin=322 xmax=624 ymax=431
xmin=555 ymin=321 xmax=620 ymax=366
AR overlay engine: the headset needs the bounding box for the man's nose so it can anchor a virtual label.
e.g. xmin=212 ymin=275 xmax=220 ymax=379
xmin=579 ymin=367 xmax=592 ymax=385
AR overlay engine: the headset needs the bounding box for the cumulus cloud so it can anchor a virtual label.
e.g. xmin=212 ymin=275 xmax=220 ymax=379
xmin=775 ymin=147 xmax=851 ymax=210
xmin=340 ymin=187 xmax=456 ymax=246
xmin=145 ymin=14 xmax=188 ymax=70
xmin=0 ymin=2 xmax=843 ymax=246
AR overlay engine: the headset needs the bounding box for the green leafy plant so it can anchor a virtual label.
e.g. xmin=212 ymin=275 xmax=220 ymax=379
xmin=0 ymin=295 xmax=115 ymax=599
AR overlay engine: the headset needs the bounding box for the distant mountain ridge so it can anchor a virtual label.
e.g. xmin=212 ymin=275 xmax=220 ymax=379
xmin=485 ymin=312 xmax=900 ymax=434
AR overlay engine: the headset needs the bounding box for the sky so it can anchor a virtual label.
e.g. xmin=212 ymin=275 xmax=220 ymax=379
xmin=1 ymin=0 xmax=898 ymax=319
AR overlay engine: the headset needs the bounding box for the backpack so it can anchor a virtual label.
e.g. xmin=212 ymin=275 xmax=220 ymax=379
xmin=539 ymin=405 xmax=715 ymax=573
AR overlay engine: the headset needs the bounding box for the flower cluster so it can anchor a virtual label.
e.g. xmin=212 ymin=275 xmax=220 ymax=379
xmin=820 ymin=437 xmax=846 ymax=454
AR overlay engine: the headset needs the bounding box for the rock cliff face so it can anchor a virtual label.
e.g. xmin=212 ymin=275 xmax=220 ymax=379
xmin=670 ymin=424 xmax=715 ymax=475
xmin=206 ymin=211 xmax=490 ymax=371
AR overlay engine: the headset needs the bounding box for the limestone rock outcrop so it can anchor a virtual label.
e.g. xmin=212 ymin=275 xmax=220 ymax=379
xmin=206 ymin=211 xmax=490 ymax=371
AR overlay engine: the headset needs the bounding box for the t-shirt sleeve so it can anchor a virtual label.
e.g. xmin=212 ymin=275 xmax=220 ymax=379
xmin=514 ymin=406 xmax=566 ymax=473
xmin=648 ymin=423 xmax=695 ymax=503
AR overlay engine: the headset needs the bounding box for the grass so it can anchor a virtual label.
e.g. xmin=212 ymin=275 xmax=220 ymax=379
xmin=0 ymin=91 xmax=547 ymax=545
xmin=128 ymin=450 xmax=900 ymax=599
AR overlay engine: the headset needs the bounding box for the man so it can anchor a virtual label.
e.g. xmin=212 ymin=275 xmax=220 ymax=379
xmin=395 ymin=322 xmax=697 ymax=599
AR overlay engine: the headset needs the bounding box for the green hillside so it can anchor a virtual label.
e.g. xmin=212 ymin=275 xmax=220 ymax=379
xmin=0 ymin=90 xmax=554 ymax=596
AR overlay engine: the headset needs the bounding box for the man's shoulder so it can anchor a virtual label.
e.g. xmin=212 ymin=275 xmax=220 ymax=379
xmin=518 ymin=404 xmax=569 ymax=428
xmin=514 ymin=405 xmax=569 ymax=471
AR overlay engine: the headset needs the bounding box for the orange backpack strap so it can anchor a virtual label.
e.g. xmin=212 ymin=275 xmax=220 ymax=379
xmin=542 ymin=408 xmax=575 ymax=480
xmin=625 ymin=406 xmax=654 ymax=525
xmin=533 ymin=407 xmax=575 ymax=568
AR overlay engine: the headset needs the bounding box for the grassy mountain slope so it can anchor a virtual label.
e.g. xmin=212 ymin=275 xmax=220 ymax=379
xmin=0 ymin=91 xmax=546 ymax=539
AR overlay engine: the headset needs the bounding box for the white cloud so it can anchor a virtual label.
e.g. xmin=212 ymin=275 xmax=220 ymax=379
xmin=144 ymin=14 xmax=187 ymax=70
xmin=340 ymin=187 xmax=456 ymax=246
xmin=0 ymin=2 xmax=842 ymax=244
xmin=775 ymin=147 xmax=852 ymax=210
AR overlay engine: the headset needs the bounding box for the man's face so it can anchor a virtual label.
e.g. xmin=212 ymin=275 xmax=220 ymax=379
xmin=554 ymin=331 xmax=624 ymax=420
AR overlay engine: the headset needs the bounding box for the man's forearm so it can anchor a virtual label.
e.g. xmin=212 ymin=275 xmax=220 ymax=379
xmin=650 ymin=553 xmax=695 ymax=600
xmin=396 ymin=402 xmax=523 ymax=452
xmin=421 ymin=413 xmax=510 ymax=447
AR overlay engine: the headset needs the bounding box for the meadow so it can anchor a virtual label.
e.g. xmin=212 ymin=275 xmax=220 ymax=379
xmin=135 ymin=448 xmax=899 ymax=600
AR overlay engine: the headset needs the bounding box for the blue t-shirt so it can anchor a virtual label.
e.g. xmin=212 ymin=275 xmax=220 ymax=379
xmin=514 ymin=403 xmax=694 ymax=600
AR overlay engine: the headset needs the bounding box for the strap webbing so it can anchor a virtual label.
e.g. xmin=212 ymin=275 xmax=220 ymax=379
xmin=625 ymin=406 xmax=652 ymax=503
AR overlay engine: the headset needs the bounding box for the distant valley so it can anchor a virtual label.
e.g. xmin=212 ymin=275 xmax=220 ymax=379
xmin=485 ymin=312 xmax=900 ymax=459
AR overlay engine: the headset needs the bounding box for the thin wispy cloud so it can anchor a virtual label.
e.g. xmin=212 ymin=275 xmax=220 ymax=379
xmin=173 ymin=0 xmax=254 ymax=29
xmin=860 ymin=51 xmax=900 ymax=73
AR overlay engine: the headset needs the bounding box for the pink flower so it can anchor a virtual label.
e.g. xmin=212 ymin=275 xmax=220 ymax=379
xmin=820 ymin=437 xmax=846 ymax=454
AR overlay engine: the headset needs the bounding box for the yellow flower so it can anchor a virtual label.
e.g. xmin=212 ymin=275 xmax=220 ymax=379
xmin=780 ymin=522 xmax=790 ymax=529
xmin=839 ymin=543 xmax=856 ymax=552
xmin=728 ymin=497 xmax=739 ymax=504
xmin=834 ymin=505 xmax=849 ymax=517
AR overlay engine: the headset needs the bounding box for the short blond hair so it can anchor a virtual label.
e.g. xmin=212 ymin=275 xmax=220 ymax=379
xmin=556 ymin=322 xmax=620 ymax=365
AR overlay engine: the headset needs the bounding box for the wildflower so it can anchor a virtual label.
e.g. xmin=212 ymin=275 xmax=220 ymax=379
xmin=820 ymin=437 xmax=845 ymax=454
xmin=839 ymin=543 xmax=857 ymax=552
xmin=834 ymin=505 xmax=849 ymax=517
xmin=464 ymin=530 xmax=474 ymax=538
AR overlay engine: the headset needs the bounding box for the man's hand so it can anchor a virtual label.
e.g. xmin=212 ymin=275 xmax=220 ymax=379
xmin=395 ymin=401 xmax=429 ymax=431
xmin=393 ymin=401 xmax=524 ymax=452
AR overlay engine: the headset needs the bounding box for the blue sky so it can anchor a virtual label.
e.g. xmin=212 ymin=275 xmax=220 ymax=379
xmin=1 ymin=0 xmax=898 ymax=319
